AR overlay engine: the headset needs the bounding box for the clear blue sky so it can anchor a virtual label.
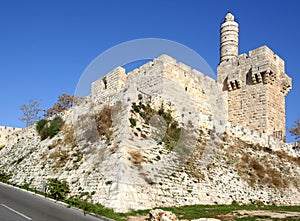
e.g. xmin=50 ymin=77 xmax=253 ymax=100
xmin=0 ymin=1 xmax=299 ymax=142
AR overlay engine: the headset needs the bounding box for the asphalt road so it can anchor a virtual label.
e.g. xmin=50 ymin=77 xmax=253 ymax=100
xmin=0 ymin=182 xmax=106 ymax=221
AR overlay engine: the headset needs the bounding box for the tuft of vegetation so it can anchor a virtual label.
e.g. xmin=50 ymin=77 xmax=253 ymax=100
xmin=36 ymin=119 xmax=48 ymax=133
xmin=48 ymin=116 xmax=64 ymax=138
xmin=62 ymin=125 xmax=77 ymax=147
xmin=129 ymin=150 xmax=145 ymax=165
xmin=237 ymin=149 xmax=288 ymax=188
xmin=49 ymin=147 xmax=70 ymax=169
xmin=95 ymin=106 xmax=113 ymax=141
xmin=129 ymin=117 xmax=137 ymax=127
xmin=36 ymin=116 xmax=64 ymax=140
xmin=0 ymin=145 xmax=5 ymax=150
xmin=131 ymin=101 xmax=181 ymax=150
xmin=131 ymin=101 xmax=155 ymax=125
xmin=0 ymin=171 xmax=11 ymax=183
xmin=67 ymin=197 xmax=127 ymax=219
xmin=46 ymin=178 xmax=70 ymax=201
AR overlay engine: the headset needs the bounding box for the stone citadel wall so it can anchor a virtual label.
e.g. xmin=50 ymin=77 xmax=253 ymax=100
xmin=91 ymin=54 xmax=226 ymax=134
xmin=0 ymin=51 xmax=298 ymax=212
xmin=0 ymin=126 xmax=22 ymax=146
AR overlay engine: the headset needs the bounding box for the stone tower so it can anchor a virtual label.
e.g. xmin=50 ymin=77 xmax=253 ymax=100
xmin=217 ymin=12 xmax=292 ymax=140
xmin=220 ymin=12 xmax=239 ymax=63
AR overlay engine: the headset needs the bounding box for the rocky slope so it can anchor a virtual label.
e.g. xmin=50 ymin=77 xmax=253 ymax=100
xmin=0 ymin=56 xmax=299 ymax=212
xmin=1 ymin=95 xmax=300 ymax=212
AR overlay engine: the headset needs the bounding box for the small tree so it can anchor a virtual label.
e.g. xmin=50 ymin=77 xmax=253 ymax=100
xmin=19 ymin=100 xmax=42 ymax=127
xmin=290 ymin=118 xmax=300 ymax=140
xmin=46 ymin=178 xmax=70 ymax=201
xmin=44 ymin=94 xmax=79 ymax=117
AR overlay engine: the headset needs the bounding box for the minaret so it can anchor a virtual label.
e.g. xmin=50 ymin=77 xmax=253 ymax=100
xmin=220 ymin=12 xmax=239 ymax=63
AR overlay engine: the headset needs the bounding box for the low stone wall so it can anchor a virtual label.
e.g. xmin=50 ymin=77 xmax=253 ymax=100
xmin=0 ymin=126 xmax=22 ymax=146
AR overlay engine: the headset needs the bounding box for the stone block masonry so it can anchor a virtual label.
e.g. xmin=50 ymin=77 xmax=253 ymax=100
xmin=0 ymin=126 xmax=22 ymax=146
xmin=217 ymin=13 xmax=292 ymax=140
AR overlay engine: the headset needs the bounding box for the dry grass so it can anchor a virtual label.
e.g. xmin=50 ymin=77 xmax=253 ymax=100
xmin=183 ymin=134 xmax=207 ymax=180
xmin=49 ymin=147 xmax=70 ymax=169
xmin=223 ymin=138 xmax=296 ymax=188
xmin=95 ymin=106 xmax=113 ymax=141
xmin=62 ymin=124 xmax=77 ymax=147
xmin=237 ymin=152 xmax=288 ymax=188
xmin=274 ymin=150 xmax=300 ymax=166
xmin=129 ymin=150 xmax=145 ymax=165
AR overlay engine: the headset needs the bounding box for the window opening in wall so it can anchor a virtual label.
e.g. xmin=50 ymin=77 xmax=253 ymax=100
xmin=255 ymin=74 xmax=259 ymax=83
xmin=103 ymin=78 xmax=107 ymax=89
xmin=235 ymin=80 xmax=239 ymax=88
xmin=185 ymin=87 xmax=187 ymax=91
xmin=230 ymin=82 xmax=234 ymax=89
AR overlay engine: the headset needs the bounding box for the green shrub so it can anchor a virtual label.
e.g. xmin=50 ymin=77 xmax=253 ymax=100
xmin=132 ymin=102 xmax=140 ymax=113
xmin=46 ymin=178 xmax=70 ymax=200
xmin=49 ymin=116 xmax=64 ymax=138
xmin=36 ymin=119 xmax=49 ymax=140
xmin=130 ymin=101 xmax=181 ymax=150
xmin=161 ymin=115 xmax=181 ymax=151
xmin=36 ymin=119 xmax=48 ymax=133
xmin=36 ymin=117 xmax=64 ymax=140
xmin=0 ymin=171 xmax=11 ymax=183
xmin=129 ymin=118 xmax=137 ymax=127
xmin=0 ymin=145 xmax=5 ymax=150
xmin=67 ymin=197 xmax=119 ymax=218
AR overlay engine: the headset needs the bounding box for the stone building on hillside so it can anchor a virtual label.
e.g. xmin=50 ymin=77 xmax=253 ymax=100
xmin=91 ymin=12 xmax=292 ymax=142
xmin=217 ymin=13 xmax=292 ymax=140
xmin=0 ymin=12 xmax=298 ymax=213
xmin=0 ymin=13 xmax=293 ymax=145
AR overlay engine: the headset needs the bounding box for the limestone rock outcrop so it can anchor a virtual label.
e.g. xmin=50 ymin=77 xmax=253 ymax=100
xmin=148 ymin=209 xmax=178 ymax=221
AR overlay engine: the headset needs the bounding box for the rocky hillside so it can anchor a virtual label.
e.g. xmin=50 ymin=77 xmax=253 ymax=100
xmin=0 ymin=56 xmax=299 ymax=212
xmin=1 ymin=94 xmax=300 ymax=212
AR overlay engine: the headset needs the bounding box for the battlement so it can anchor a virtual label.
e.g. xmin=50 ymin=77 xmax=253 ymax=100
xmin=0 ymin=126 xmax=22 ymax=146
xmin=219 ymin=46 xmax=291 ymax=93
xmin=240 ymin=46 xmax=291 ymax=93
xmin=91 ymin=66 xmax=127 ymax=105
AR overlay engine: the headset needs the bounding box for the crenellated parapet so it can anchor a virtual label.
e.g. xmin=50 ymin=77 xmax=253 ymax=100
xmin=247 ymin=46 xmax=292 ymax=94
xmin=226 ymin=68 xmax=243 ymax=91
xmin=220 ymin=45 xmax=292 ymax=93
xmin=280 ymin=75 xmax=292 ymax=95
xmin=91 ymin=66 xmax=127 ymax=105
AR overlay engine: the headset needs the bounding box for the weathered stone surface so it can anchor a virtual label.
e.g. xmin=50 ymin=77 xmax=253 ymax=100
xmin=148 ymin=209 xmax=178 ymax=221
xmin=0 ymin=126 xmax=22 ymax=146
